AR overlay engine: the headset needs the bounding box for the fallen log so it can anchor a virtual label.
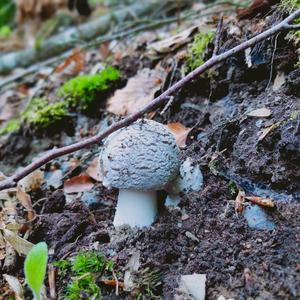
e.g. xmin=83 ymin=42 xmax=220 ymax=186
xmin=0 ymin=0 xmax=177 ymax=74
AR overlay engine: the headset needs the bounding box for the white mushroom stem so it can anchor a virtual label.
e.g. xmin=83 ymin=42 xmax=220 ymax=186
xmin=113 ymin=189 xmax=157 ymax=228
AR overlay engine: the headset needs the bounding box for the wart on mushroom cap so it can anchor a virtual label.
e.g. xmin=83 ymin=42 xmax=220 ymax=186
xmin=99 ymin=119 xmax=181 ymax=228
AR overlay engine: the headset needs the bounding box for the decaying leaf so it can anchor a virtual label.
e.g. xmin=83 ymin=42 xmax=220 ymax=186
xmin=2 ymin=229 xmax=34 ymax=255
xmin=258 ymin=122 xmax=281 ymax=141
xmin=86 ymin=157 xmax=101 ymax=182
xmin=235 ymin=190 xmax=245 ymax=214
xmin=237 ymin=0 xmax=275 ymax=20
xmin=3 ymin=274 xmax=24 ymax=300
xmin=166 ymin=123 xmax=192 ymax=148
xmin=18 ymin=170 xmax=44 ymax=193
xmin=245 ymin=196 xmax=275 ymax=208
xmin=110 ymin=73 xmax=161 ymax=114
xmin=64 ymin=174 xmax=94 ymax=194
xmin=273 ymin=71 xmax=286 ymax=91
xmin=147 ymin=26 xmax=198 ymax=55
xmin=54 ymin=48 xmax=85 ymax=79
xmin=16 ymin=188 xmax=35 ymax=221
xmin=107 ymin=68 xmax=166 ymax=116
xmin=246 ymin=108 xmax=271 ymax=118
xmin=124 ymin=251 xmax=141 ymax=291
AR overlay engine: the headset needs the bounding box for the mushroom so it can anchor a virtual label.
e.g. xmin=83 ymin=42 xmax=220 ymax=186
xmin=99 ymin=119 xmax=180 ymax=228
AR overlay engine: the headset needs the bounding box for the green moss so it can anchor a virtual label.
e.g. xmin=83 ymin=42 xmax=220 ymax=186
xmin=58 ymin=66 xmax=120 ymax=110
xmin=21 ymin=98 xmax=69 ymax=129
xmin=54 ymin=251 xmax=114 ymax=300
xmin=0 ymin=119 xmax=20 ymax=136
xmin=185 ymin=31 xmax=214 ymax=72
xmin=21 ymin=98 xmax=48 ymax=123
xmin=30 ymin=102 xmax=69 ymax=129
xmin=66 ymin=274 xmax=101 ymax=300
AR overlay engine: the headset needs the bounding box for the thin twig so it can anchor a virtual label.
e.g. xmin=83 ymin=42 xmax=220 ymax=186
xmin=0 ymin=9 xmax=300 ymax=191
xmin=213 ymin=14 xmax=224 ymax=57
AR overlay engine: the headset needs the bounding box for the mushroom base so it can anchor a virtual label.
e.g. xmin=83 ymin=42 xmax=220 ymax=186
xmin=113 ymin=189 xmax=157 ymax=228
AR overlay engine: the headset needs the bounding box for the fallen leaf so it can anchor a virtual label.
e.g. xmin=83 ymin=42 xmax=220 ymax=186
xmin=147 ymin=26 xmax=198 ymax=55
xmin=179 ymin=274 xmax=206 ymax=300
xmin=107 ymin=68 xmax=166 ymax=116
xmin=2 ymin=229 xmax=34 ymax=255
xmin=64 ymin=174 xmax=94 ymax=194
xmin=124 ymin=251 xmax=141 ymax=291
xmin=3 ymin=274 xmax=24 ymax=300
xmin=273 ymin=71 xmax=285 ymax=91
xmin=245 ymin=196 xmax=275 ymax=208
xmin=16 ymin=189 xmax=35 ymax=221
xmin=237 ymin=0 xmax=277 ymax=20
xmin=258 ymin=122 xmax=280 ymax=141
xmin=86 ymin=157 xmax=101 ymax=182
xmin=54 ymin=48 xmax=85 ymax=78
xmin=246 ymin=108 xmax=271 ymax=118
xmin=18 ymin=170 xmax=44 ymax=192
xmin=102 ymin=279 xmax=125 ymax=288
xmin=235 ymin=190 xmax=245 ymax=214
xmin=166 ymin=123 xmax=192 ymax=148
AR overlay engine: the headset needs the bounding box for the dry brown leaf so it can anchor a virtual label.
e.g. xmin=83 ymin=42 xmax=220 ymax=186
xmin=166 ymin=123 xmax=192 ymax=148
xmin=54 ymin=48 xmax=85 ymax=78
xmin=64 ymin=174 xmax=94 ymax=194
xmin=237 ymin=0 xmax=275 ymax=20
xmin=16 ymin=189 xmax=35 ymax=221
xmin=18 ymin=170 xmax=44 ymax=192
xmin=235 ymin=190 xmax=245 ymax=214
xmin=107 ymin=68 xmax=166 ymax=116
xmin=86 ymin=158 xmax=101 ymax=182
xmin=147 ymin=26 xmax=198 ymax=55
xmin=102 ymin=279 xmax=125 ymax=288
xmin=2 ymin=229 xmax=33 ymax=255
xmin=245 ymin=196 xmax=275 ymax=208
xmin=246 ymin=108 xmax=271 ymax=118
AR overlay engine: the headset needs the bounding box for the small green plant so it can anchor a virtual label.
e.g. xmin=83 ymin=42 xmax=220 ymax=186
xmin=228 ymin=181 xmax=238 ymax=196
xmin=58 ymin=66 xmax=120 ymax=110
xmin=0 ymin=25 xmax=11 ymax=37
xmin=0 ymin=118 xmax=20 ymax=136
xmin=54 ymin=251 xmax=114 ymax=300
xmin=0 ymin=0 xmax=15 ymax=28
xmin=24 ymin=242 xmax=48 ymax=300
xmin=134 ymin=268 xmax=162 ymax=300
xmin=185 ymin=31 xmax=214 ymax=72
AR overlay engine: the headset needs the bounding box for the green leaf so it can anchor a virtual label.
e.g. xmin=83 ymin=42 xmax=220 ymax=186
xmin=24 ymin=242 xmax=48 ymax=300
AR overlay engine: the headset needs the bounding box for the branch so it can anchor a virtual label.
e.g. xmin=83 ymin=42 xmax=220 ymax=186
xmin=1 ymin=9 xmax=300 ymax=191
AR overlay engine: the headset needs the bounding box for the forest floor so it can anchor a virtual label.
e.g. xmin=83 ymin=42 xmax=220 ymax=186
xmin=0 ymin=1 xmax=299 ymax=299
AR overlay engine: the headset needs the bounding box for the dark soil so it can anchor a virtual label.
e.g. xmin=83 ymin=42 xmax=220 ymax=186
xmin=0 ymin=10 xmax=299 ymax=300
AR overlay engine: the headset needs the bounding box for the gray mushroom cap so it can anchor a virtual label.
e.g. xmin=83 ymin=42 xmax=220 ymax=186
xmin=99 ymin=119 xmax=180 ymax=190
